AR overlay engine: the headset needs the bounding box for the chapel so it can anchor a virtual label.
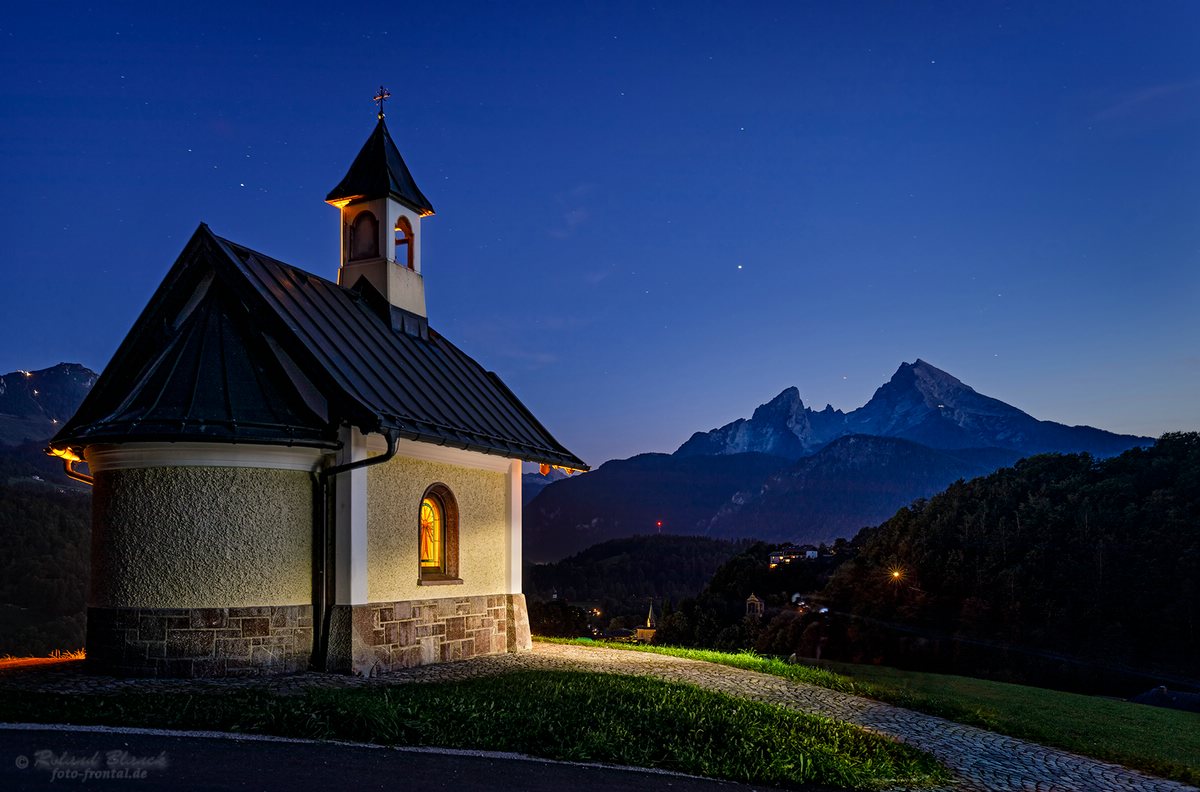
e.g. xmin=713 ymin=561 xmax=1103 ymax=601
xmin=48 ymin=95 xmax=586 ymax=678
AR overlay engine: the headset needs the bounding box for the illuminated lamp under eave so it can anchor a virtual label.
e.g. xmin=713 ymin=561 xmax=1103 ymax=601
xmin=48 ymin=446 xmax=81 ymax=463
xmin=537 ymin=463 xmax=582 ymax=476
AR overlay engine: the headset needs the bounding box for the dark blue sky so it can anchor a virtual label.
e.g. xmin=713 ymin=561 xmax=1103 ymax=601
xmin=3 ymin=2 xmax=1198 ymax=465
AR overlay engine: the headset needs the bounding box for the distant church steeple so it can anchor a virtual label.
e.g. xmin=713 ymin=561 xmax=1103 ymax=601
xmin=327 ymin=87 xmax=434 ymax=317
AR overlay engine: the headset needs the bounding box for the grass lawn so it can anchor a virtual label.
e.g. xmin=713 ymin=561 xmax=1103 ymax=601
xmin=0 ymin=670 xmax=948 ymax=791
xmin=540 ymin=638 xmax=1200 ymax=786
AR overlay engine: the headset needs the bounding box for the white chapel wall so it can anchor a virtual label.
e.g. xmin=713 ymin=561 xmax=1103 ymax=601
xmin=90 ymin=466 xmax=313 ymax=609
xmin=366 ymin=453 xmax=508 ymax=603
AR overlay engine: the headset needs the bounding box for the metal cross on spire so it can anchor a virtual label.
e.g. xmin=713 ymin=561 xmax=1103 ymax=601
xmin=374 ymin=85 xmax=391 ymax=119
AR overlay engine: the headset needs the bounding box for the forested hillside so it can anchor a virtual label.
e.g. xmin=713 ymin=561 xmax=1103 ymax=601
xmin=524 ymin=453 xmax=788 ymax=561
xmin=525 ymin=535 xmax=749 ymax=623
xmin=642 ymin=435 xmax=1198 ymax=693
xmin=822 ymin=433 xmax=1199 ymax=687
xmin=0 ymin=479 xmax=89 ymax=655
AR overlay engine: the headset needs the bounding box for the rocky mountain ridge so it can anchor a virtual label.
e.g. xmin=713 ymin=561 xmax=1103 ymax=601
xmin=528 ymin=360 xmax=1154 ymax=560
xmin=0 ymin=363 xmax=97 ymax=446
xmin=677 ymin=359 xmax=1149 ymax=459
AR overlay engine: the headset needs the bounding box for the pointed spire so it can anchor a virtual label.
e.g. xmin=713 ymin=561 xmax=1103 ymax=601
xmin=326 ymin=118 xmax=435 ymax=216
xmin=646 ymin=600 xmax=656 ymax=628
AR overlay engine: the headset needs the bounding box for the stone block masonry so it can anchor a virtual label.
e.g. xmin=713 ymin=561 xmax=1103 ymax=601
xmin=327 ymin=593 xmax=531 ymax=676
xmin=87 ymin=605 xmax=312 ymax=678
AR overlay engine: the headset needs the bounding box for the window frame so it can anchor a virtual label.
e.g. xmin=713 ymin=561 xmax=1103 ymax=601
xmin=417 ymin=483 xmax=460 ymax=585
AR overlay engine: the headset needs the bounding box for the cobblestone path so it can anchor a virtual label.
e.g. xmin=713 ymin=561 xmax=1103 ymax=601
xmin=343 ymin=644 xmax=1198 ymax=792
xmin=512 ymin=644 xmax=1198 ymax=792
xmin=2 ymin=643 xmax=1194 ymax=792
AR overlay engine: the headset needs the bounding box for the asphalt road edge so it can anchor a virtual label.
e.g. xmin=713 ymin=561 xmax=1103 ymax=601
xmin=0 ymin=722 xmax=725 ymax=785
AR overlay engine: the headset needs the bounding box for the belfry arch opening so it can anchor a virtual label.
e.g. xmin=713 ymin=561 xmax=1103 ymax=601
xmin=395 ymin=216 xmax=414 ymax=270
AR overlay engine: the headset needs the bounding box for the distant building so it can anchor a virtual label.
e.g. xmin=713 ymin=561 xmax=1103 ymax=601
xmin=1130 ymin=686 xmax=1200 ymax=714
xmin=635 ymin=600 xmax=658 ymax=642
xmin=769 ymin=544 xmax=819 ymax=568
xmin=745 ymin=593 xmax=764 ymax=620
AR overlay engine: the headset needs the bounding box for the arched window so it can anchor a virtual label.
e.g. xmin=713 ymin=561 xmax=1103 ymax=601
xmin=395 ymin=216 xmax=414 ymax=269
xmin=350 ymin=211 xmax=379 ymax=260
xmin=419 ymin=484 xmax=459 ymax=582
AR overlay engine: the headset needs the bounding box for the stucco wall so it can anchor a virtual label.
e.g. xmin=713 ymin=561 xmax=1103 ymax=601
xmin=92 ymin=466 xmax=312 ymax=608
xmin=366 ymin=455 xmax=508 ymax=602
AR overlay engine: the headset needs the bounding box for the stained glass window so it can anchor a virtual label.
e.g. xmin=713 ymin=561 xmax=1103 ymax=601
xmin=420 ymin=496 xmax=443 ymax=570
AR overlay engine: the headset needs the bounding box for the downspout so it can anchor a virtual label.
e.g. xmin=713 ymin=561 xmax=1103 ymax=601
xmin=310 ymin=428 xmax=398 ymax=671
xmin=62 ymin=459 xmax=94 ymax=486
xmin=46 ymin=447 xmax=94 ymax=485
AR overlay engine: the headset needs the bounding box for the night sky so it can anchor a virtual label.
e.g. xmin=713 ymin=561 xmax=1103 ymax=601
xmin=3 ymin=3 xmax=1198 ymax=466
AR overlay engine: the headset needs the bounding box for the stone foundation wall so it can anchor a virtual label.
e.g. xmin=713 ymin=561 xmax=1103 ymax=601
xmin=87 ymin=605 xmax=312 ymax=678
xmin=328 ymin=593 xmax=531 ymax=676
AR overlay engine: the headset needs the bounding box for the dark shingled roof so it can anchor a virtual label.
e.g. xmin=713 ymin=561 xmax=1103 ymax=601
xmin=325 ymin=118 xmax=435 ymax=215
xmin=51 ymin=225 xmax=587 ymax=469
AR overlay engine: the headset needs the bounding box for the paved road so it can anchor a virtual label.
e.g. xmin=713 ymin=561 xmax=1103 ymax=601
xmin=0 ymin=724 xmax=786 ymax=792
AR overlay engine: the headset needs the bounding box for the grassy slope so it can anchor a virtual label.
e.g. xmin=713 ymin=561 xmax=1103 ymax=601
xmin=0 ymin=670 xmax=948 ymax=791
xmin=819 ymin=660 xmax=1200 ymax=787
xmin=540 ymin=639 xmax=1200 ymax=786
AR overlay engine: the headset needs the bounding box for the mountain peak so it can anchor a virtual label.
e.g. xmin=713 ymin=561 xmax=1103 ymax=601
xmin=752 ymin=386 xmax=803 ymax=418
xmin=896 ymin=358 xmax=957 ymax=381
xmin=676 ymin=385 xmax=815 ymax=458
xmin=678 ymin=359 xmax=1152 ymax=460
xmin=888 ymin=359 xmax=973 ymax=402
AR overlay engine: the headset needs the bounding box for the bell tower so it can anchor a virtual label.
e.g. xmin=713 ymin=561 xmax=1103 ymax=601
xmin=326 ymin=87 xmax=435 ymax=317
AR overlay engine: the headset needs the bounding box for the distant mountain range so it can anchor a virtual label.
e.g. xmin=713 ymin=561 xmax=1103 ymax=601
xmin=677 ymin=359 xmax=1146 ymax=459
xmin=1 ymin=360 xmax=1158 ymax=564
xmin=522 ymin=452 xmax=789 ymax=561
xmin=525 ymin=360 xmax=1154 ymax=561
xmin=705 ymin=435 xmax=1021 ymax=545
xmin=522 ymin=467 xmax=569 ymax=504
xmin=0 ymin=363 xmax=96 ymax=446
